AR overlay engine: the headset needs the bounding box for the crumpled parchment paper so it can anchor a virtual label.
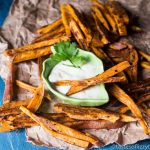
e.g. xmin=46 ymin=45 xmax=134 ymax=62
xmin=0 ymin=0 xmax=150 ymax=149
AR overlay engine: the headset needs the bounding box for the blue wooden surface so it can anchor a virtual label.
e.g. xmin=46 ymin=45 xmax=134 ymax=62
xmin=0 ymin=0 xmax=150 ymax=149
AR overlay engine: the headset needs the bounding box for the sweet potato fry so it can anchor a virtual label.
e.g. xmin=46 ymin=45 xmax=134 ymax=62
xmin=16 ymin=80 xmax=37 ymax=93
xmin=120 ymin=93 xmax=150 ymax=114
xmin=69 ymin=19 xmax=87 ymax=49
xmin=0 ymin=121 xmax=14 ymax=132
xmin=13 ymin=46 xmax=52 ymax=63
xmin=125 ymin=78 xmax=150 ymax=91
xmin=33 ymin=26 xmax=65 ymax=43
xmin=109 ymin=84 xmax=149 ymax=134
xmin=141 ymin=107 xmax=150 ymax=117
xmin=20 ymin=106 xmax=102 ymax=147
xmin=60 ymin=4 xmax=71 ymax=37
xmin=92 ymin=6 xmax=110 ymax=31
xmin=91 ymin=46 xmax=128 ymax=83
xmin=4 ymin=36 xmax=68 ymax=56
xmin=16 ymin=80 xmax=52 ymax=101
xmin=91 ymin=34 xmax=104 ymax=47
xmin=138 ymin=50 xmax=150 ymax=61
xmin=54 ymin=76 xmax=126 ymax=86
xmin=0 ymin=99 xmax=31 ymax=111
xmin=37 ymin=18 xmax=62 ymax=34
xmin=66 ymin=4 xmax=92 ymax=45
xmin=0 ymin=111 xmax=135 ymax=132
xmin=141 ymin=61 xmax=150 ymax=70
xmin=106 ymin=1 xmax=127 ymax=36
xmin=109 ymin=42 xmax=127 ymax=50
xmin=37 ymin=57 xmax=43 ymax=81
xmin=92 ymin=0 xmax=117 ymax=33
xmin=27 ymin=83 xmax=44 ymax=112
xmin=66 ymin=120 xmax=125 ymax=129
xmin=92 ymin=12 xmax=109 ymax=44
xmin=112 ymin=57 xmax=124 ymax=63
xmin=0 ymin=108 xmax=21 ymax=117
xmin=108 ymin=1 xmax=129 ymax=25
xmin=127 ymin=48 xmax=138 ymax=82
xmin=54 ymin=103 xmax=120 ymax=123
xmin=107 ymin=47 xmax=138 ymax=82
xmin=120 ymin=114 xmax=137 ymax=122
xmin=129 ymin=86 xmax=150 ymax=94
xmin=91 ymin=46 xmax=112 ymax=65
xmin=66 ymin=61 xmax=130 ymax=95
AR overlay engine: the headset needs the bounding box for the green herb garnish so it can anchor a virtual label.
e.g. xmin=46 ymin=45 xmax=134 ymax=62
xmin=51 ymin=41 xmax=89 ymax=68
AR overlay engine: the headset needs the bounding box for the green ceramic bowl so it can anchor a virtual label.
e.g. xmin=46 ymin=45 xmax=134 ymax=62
xmin=42 ymin=48 xmax=109 ymax=106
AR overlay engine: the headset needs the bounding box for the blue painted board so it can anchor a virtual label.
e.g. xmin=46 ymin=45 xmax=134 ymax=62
xmin=0 ymin=0 xmax=150 ymax=149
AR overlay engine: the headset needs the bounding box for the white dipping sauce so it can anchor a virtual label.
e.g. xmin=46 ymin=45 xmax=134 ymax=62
xmin=49 ymin=60 xmax=102 ymax=99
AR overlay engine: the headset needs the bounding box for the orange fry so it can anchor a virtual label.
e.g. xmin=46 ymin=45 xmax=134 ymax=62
xmin=119 ymin=92 xmax=150 ymax=113
xmin=13 ymin=47 xmax=51 ymax=63
xmin=37 ymin=18 xmax=62 ymax=34
xmin=66 ymin=4 xmax=92 ymax=45
xmin=66 ymin=61 xmax=130 ymax=95
xmin=16 ymin=80 xmax=37 ymax=93
xmin=0 ymin=99 xmax=31 ymax=111
xmin=54 ymin=76 xmax=126 ymax=86
xmin=4 ymin=36 xmax=69 ymax=56
xmin=54 ymin=103 xmax=120 ymax=123
xmin=60 ymin=4 xmax=71 ymax=36
xmin=27 ymin=83 xmax=44 ymax=112
xmin=20 ymin=106 xmax=103 ymax=147
xmin=109 ymin=84 xmax=149 ymax=134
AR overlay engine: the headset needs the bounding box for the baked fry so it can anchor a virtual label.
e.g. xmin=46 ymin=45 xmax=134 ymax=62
xmin=54 ymin=103 xmax=120 ymax=123
xmin=54 ymin=76 xmax=126 ymax=86
xmin=16 ymin=80 xmax=37 ymax=93
xmin=92 ymin=6 xmax=110 ymax=30
xmin=4 ymin=36 xmax=68 ymax=56
xmin=92 ymin=12 xmax=109 ymax=44
xmin=37 ymin=18 xmax=62 ymax=34
xmin=69 ymin=19 xmax=87 ymax=49
xmin=108 ymin=1 xmax=129 ymax=25
xmin=0 ymin=99 xmax=31 ymax=111
xmin=91 ymin=34 xmax=104 ymax=47
xmin=109 ymin=84 xmax=149 ymax=134
xmin=38 ymin=57 xmax=43 ymax=81
xmin=109 ymin=42 xmax=127 ymax=50
xmin=27 ymin=83 xmax=44 ymax=112
xmin=33 ymin=26 xmax=65 ymax=43
xmin=125 ymin=78 xmax=150 ymax=92
xmin=106 ymin=1 xmax=127 ymax=36
xmin=92 ymin=0 xmax=117 ymax=34
xmin=65 ymin=120 xmax=125 ymax=129
xmin=129 ymin=86 xmax=150 ymax=94
xmin=119 ymin=92 xmax=150 ymax=114
xmin=91 ymin=46 xmax=112 ymax=64
xmin=141 ymin=61 xmax=150 ymax=70
xmin=66 ymin=61 xmax=130 ymax=95
xmin=120 ymin=114 xmax=137 ymax=122
xmin=20 ymin=106 xmax=103 ymax=147
xmin=13 ymin=46 xmax=51 ymax=63
xmin=60 ymin=4 xmax=71 ymax=37
xmin=126 ymin=48 xmax=138 ymax=82
xmin=66 ymin=4 xmax=92 ymax=45
xmin=107 ymin=47 xmax=138 ymax=82
xmin=138 ymin=50 xmax=150 ymax=61
xmin=112 ymin=57 xmax=124 ymax=63
xmin=0 ymin=108 xmax=21 ymax=117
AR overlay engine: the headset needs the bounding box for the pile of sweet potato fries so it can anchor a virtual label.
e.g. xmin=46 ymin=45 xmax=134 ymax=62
xmin=1 ymin=0 xmax=150 ymax=148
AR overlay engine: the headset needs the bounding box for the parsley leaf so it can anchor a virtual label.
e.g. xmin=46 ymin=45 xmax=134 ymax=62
xmin=51 ymin=41 xmax=89 ymax=68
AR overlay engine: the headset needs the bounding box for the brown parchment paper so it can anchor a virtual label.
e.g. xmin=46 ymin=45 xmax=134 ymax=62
xmin=0 ymin=0 xmax=150 ymax=149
